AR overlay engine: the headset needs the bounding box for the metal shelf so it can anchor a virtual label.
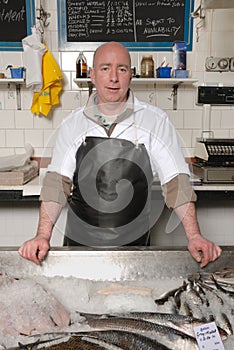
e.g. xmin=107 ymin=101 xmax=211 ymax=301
xmin=73 ymin=78 xmax=198 ymax=110
xmin=0 ymin=78 xmax=25 ymax=110
xmin=132 ymin=78 xmax=198 ymax=85
xmin=74 ymin=77 xmax=197 ymax=88
xmin=0 ymin=78 xmax=24 ymax=84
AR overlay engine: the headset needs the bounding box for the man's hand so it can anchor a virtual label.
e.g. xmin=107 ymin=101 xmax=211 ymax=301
xmin=18 ymin=201 xmax=62 ymax=265
xmin=174 ymin=202 xmax=222 ymax=267
xmin=188 ymin=234 xmax=222 ymax=268
xmin=18 ymin=235 xmax=50 ymax=265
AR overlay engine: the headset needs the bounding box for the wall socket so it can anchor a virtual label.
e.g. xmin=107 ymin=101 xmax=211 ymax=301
xmin=205 ymin=57 xmax=230 ymax=72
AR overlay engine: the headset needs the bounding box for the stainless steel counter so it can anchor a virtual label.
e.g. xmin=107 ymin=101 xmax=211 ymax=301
xmin=0 ymin=246 xmax=233 ymax=281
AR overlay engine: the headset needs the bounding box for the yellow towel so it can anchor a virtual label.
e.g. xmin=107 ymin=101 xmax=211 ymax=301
xmin=31 ymin=44 xmax=63 ymax=117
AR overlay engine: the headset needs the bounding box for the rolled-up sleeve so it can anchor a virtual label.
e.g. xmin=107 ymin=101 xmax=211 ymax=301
xmin=162 ymin=174 xmax=197 ymax=209
xmin=39 ymin=172 xmax=72 ymax=206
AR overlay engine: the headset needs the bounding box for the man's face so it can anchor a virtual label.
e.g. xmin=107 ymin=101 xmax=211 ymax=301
xmin=90 ymin=43 xmax=132 ymax=106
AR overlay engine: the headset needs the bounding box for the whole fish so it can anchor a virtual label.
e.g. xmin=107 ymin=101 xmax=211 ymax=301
xmin=217 ymin=313 xmax=233 ymax=336
xmin=191 ymin=281 xmax=210 ymax=307
xmin=108 ymin=311 xmax=203 ymax=338
xmin=174 ymin=282 xmax=188 ymax=309
xmin=186 ymin=281 xmax=206 ymax=304
xmin=16 ymin=336 xmax=123 ymax=350
xmin=154 ymin=282 xmax=187 ymax=305
xmin=195 ymin=280 xmax=224 ymax=305
xmin=210 ymin=275 xmax=234 ymax=296
xmin=87 ymin=316 xmax=199 ymax=350
xmin=81 ymin=330 xmax=170 ymax=350
xmin=215 ymin=268 xmax=234 ymax=281
xmin=179 ymin=281 xmax=207 ymax=321
xmin=190 ymin=269 xmax=234 ymax=292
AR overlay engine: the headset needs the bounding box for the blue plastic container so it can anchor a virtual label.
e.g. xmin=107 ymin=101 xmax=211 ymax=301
xmin=156 ymin=67 xmax=172 ymax=78
xmin=173 ymin=69 xmax=189 ymax=78
xmin=10 ymin=67 xmax=24 ymax=79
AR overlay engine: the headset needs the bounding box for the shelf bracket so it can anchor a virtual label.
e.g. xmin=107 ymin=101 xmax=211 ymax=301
xmin=172 ymin=84 xmax=179 ymax=110
xmin=16 ymin=84 xmax=22 ymax=110
xmin=7 ymin=82 xmax=22 ymax=110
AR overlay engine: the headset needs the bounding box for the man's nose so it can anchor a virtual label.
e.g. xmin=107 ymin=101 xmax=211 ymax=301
xmin=110 ymin=68 xmax=118 ymax=82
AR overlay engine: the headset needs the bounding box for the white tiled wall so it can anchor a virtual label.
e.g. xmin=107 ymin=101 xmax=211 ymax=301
xmin=0 ymin=202 xmax=65 ymax=246
xmin=1 ymin=0 xmax=234 ymax=248
xmin=151 ymin=202 xmax=234 ymax=247
xmin=0 ymin=0 xmax=234 ymax=159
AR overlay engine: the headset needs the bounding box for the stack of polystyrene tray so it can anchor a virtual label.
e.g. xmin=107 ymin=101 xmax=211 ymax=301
xmin=0 ymin=160 xmax=38 ymax=185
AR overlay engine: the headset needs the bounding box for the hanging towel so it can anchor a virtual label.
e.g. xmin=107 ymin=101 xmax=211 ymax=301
xmin=31 ymin=43 xmax=63 ymax=117
xmin=22 ymin=28 xmax=47 ymax=92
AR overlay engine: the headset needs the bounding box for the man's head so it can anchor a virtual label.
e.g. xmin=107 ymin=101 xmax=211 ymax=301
xmin=90 ymin=42 xmax=132 ymax=107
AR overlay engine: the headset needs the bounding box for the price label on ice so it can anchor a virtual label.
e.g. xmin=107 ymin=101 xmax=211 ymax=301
xmin=193 ymin=321 xmax=225 ymax=350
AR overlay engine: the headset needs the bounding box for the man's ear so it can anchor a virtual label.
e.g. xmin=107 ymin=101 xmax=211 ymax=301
xmin=90 ymin=68 xmax=95 ymax=84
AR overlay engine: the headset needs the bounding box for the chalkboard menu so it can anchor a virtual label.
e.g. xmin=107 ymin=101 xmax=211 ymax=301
xmin=58 ymin=0 xmax=194 ymax=51
xmin=0 ymin=0 xmax=35 ymax=51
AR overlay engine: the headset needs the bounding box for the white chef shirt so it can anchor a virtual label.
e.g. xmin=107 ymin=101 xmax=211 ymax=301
xmin=48 ymin=94 xmax=190 ymax=186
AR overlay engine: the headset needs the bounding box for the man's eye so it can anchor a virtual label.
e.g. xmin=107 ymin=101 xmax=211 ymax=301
xmin=119 ymin=67 xmax=128 ymax=73
xmin=101 ymin=67 xmax=109 ymax=72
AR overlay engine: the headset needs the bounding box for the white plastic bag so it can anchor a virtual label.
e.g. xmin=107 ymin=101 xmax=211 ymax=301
xmin=0 ymin=144 xmax=34 ymax=172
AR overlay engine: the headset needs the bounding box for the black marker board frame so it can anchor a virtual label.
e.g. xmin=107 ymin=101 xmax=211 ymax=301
xmin=58 ymin=0 xmax=194 ymax=52
xmin=0 ymin=0 xmax=35 ymax=51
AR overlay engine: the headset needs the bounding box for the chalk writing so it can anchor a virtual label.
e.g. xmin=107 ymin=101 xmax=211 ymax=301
xmin=65 ymin=0 xmax=186 ymax=42
xmin=0 ymin=6 xmax=25 ymax=22
xmin=0 ymin=0 xmax=27 ymax=42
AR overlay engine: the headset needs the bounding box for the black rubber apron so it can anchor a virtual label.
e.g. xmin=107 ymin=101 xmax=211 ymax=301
xmin=65 ymin=136 xmax=153 ymax=246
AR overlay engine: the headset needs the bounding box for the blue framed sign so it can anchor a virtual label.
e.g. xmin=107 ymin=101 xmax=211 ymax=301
xmin=0 ymin=0 xmax=35 ymax=51
xmin=58 ymin=0 xmax=194 ymax=51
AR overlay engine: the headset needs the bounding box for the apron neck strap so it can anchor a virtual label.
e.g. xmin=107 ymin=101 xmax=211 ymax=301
xmin=133 ymin=112 xmax=139 ymax=149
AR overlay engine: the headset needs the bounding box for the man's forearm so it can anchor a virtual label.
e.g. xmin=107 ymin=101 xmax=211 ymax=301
xmin=174 ymin=201 xmax=222 ymax=267
xmin=37 ymin=201 xmax=63 ymax=240
xmin=174 ymin=201 xmax=201 ymax=240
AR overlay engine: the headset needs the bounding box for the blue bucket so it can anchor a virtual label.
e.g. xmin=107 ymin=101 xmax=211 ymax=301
xmin=156 ymin=67 xmax=172 ymax=78
xmin=10 ymin=67 xmax=24 ymax=79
